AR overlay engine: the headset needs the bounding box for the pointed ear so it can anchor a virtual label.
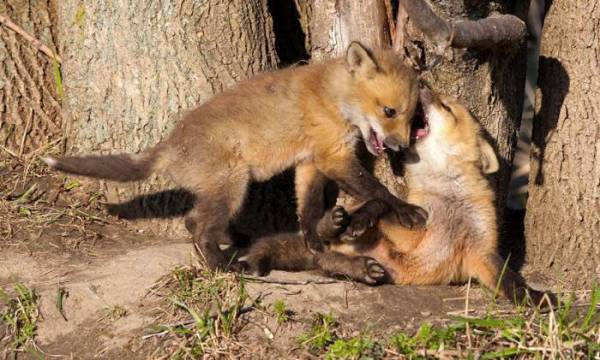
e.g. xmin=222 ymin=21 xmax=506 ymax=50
xmin=345 ymin=42 xmax=378 ymax=78
xmin=478 ymin=137 xmax=499 ymax=174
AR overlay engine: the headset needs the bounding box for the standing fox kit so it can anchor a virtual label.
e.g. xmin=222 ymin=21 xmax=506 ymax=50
xmin=243 ymin=88 xmax=551 ymax=306
xmin=45 ymin=42 xmax=427 ymax=270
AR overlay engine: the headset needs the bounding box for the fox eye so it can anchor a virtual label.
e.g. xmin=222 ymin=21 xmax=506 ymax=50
xmin=383 ymin=106 xmax=396 ymax=118
xmin=440 ymin=102 xmax=452 ymax=112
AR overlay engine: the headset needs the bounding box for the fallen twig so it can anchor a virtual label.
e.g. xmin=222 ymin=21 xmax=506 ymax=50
xmin=0 ymin=13 xmax=61 ymax=62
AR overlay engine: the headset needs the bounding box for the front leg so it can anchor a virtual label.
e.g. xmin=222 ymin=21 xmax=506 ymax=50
xmin=316 ymin=155 xmax=427 ymax=229
xmin=341 ymin=199 xmax=389 ymax=243
xmin=295 ymin=163 xmax=329 ymax=253
xmin=316 ymin=206 xmax=350 ymax=242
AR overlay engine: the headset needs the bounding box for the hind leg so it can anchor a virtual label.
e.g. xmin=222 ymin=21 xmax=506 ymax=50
xmin=241 ymin=233 xmax=317 ymax=276
xmin=187 ymin=171 xmax=250 ymax=271
xmin=186 ymin=199 xmax=233 ymax=270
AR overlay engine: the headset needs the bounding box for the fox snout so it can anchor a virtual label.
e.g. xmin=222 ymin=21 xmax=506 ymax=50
xmin=384 ymin=135 xmax=409 ymax=151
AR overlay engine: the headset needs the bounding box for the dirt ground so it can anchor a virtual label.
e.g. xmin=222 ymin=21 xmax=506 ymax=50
xmin=0 ymin=161 xmax=556 ymax=359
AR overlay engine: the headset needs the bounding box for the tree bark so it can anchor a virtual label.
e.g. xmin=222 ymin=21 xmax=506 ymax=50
xmin=58 ymin=0 xmax=278 ymax=235
xmin=525 ymin=1 xmax=600 ymax=288
xmin=0 ymin=0 xmax=62 ymax=159
xmin=307 ymin=0 xmax=391 ymax=61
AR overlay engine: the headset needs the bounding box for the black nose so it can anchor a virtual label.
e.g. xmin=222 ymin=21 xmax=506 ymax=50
xmin=384 ymin=136 xmax=408 ymax=151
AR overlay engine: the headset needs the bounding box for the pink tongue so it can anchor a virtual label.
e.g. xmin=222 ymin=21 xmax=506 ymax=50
xmin=415 ymin=128 xmax=428 ymax=139
xmin=371 ymin=133 xmax=384 ymax=155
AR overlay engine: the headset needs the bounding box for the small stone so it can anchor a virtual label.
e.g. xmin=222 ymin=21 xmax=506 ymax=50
xmin=420 ymin=311 xmax=431 ymax=317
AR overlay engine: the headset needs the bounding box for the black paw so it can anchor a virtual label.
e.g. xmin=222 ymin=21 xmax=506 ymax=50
xmin=393 ymin=203 xmax=428 ymax=229
xmin=340 ymin=211 xmax=375 ymax=243
xmin=361 ymin=257 xmax=386 ymax=285
xmin=331 ymin=206 xmax=350 ymax=230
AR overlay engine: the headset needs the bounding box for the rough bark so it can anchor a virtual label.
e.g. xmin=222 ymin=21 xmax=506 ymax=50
xmin=308 ymin=0 xmax=391 ymax=61
xmin=525 ymin=1 xmax=600 ymax=288
xmin=0 ymin=0 xmax=62 ymax=159
xmin=57 ymin=1 xmax=278 ymax=235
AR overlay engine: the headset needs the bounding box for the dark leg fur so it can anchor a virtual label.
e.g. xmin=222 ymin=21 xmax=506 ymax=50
xmin=329 ymin=161 xmax=427 ymax=229
xmin=316 ymin=206 xmax=350 ymax=242
xmin=299 ymin=170 xmax=330 ymax=253
xmin=340 ymin=199 xmax=389 ymax=243
xmin=240 ymin=233 xmax=317 ymax=276
xmin=188 ymin=197 xmax=240 ymax=271
xmin=314 ymin=252 xmax=387 ymax=285
xmin=242 ymin=207 xmax=386 ymax=285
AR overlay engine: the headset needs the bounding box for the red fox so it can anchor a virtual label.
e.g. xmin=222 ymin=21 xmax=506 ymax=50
xmin=44 ymin=42 xmax=427 ymax=270
xmin=241 ymin=87 xmax=553 ymax=306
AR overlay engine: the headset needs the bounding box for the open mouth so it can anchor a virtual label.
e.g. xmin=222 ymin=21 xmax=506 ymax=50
xmin=368 ymin=128 xmax=385 ymax=156
xmin=411 ymin=101 xmax=430 ymax=142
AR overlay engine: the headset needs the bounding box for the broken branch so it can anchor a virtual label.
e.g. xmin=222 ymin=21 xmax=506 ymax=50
xmin=400 ymin=0 xmax=526 ymax=50
xmin=0 ymin=13 xmax=61 ymax=63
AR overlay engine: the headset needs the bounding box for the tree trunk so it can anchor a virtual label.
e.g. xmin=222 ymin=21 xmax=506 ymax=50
xmin=58 ymin=0 xmax=278 ymax=235
xmin=307 ymin=0 xmax=391 ymax=61
xmin=0 ymin=0 xmax=62 ymax=159
xmin=525 ymin=2 xmax=600 ymax=288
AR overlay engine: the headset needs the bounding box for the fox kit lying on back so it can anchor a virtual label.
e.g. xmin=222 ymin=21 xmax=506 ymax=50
xmin=44 ymin=42 xmax=427 ymax=270
xmin=242 ymin=87 xmax=552 ymax=306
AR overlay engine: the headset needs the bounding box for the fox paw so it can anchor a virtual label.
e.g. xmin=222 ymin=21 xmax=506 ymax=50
xmin=361 ymin=257 xmax=386 ymax=285
xmin=393 ymin=203 xmax=428 ymax=229
xmin=331 ymin=206 xmax=350 ymax=230
xmin=340 ymin=211 xmax=376 ymax=243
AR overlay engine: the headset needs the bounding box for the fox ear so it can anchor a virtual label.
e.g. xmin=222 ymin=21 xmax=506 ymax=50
xmin=345 ymin=42 xmax=378 ymax=78
xmin=478 ymin=137 xmax=499 ymax=174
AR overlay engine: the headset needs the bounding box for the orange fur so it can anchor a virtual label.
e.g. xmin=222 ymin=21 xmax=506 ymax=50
xmin=333 ymin=89 xmax=551 ymax=305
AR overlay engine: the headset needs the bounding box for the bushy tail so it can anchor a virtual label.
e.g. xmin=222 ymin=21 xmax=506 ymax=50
xmin=468 ymin=253 xmax=557 ymax=308
xmin=43 ymin=148 xmax=161 ymax=182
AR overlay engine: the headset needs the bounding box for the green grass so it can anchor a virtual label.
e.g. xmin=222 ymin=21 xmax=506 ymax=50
xmin=298 ymin=313 xmax=338 ymax=352
xmin=296 ymin=288 xmax=599 ymax=359
xmin=146 ymin=264 xmax=599 ymax=359
xmin=0 ymin=282 xmax=40 ymax=355
xmin=271 ymin=299 xmax=291 ymax=324
xmin=148 ymin=262 xmax=250 ymax=359
xmin=326 ymin=337 xmax=380 ymax=359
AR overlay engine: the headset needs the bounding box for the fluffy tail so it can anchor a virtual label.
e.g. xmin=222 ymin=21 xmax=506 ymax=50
xmin=43 ymin=148 xmax=162 ymax=182
xmin=468 ymin=253 xmax=557 ymax=308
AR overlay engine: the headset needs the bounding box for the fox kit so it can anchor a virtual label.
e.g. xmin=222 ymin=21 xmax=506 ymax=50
xmin=44 ymin=42 xmax=427 ymax=270
xmin=242 ymin=87 xmax=552 ymax=306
